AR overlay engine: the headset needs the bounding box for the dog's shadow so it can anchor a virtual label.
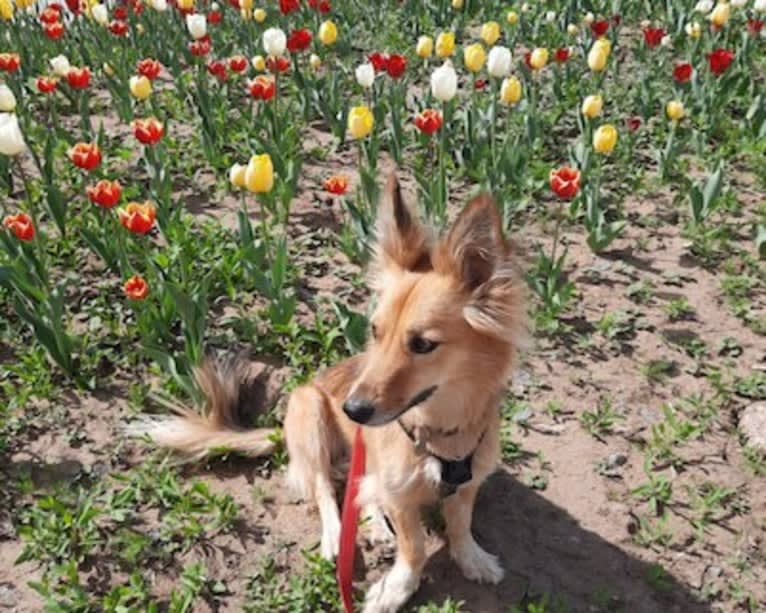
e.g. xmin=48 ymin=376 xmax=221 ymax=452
xmin=410 ymin=470 xmax=710 ymax=613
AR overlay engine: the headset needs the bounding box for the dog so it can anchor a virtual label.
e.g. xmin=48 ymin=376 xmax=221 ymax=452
xmin=129 ymin=174 xmax=526 ymax=612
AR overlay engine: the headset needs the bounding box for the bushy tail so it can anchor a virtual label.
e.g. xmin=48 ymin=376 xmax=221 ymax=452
xmin=125 ymin=355 xmax=277 ymax=461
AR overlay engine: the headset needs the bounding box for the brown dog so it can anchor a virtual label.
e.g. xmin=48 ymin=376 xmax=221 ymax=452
xmin=130 ymin=175 xmax=526 ymax=612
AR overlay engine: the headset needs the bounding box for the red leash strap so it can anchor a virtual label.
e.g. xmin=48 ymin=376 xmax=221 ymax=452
xmin=337 ymin=426 xmax=366 ymax=613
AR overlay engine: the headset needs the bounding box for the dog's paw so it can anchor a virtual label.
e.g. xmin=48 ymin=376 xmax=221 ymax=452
xmin=450 ymin=539 xmax=504 ymax=585
xmin=362 ymin=505 xmax=395 ymax=546
xmin=362 ymin=561 xmax=420 ymax=613
xmin=320 ymin=513 xmax=340 ymax=559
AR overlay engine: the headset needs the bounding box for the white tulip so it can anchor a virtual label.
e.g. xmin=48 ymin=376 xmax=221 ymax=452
xmin=430 ymin=61 xmax=457 ymax=102
xmin=91 ymin=4 xmax=108 ymax=25
xmin=263 ymin=27 xmax=287 ymax=56
xmin=50 ymin=55 xmax=71 ymax=77
xmin=521 ymin=3 xmax=531 ymax=12
xmin=355 ymin=63 xmax=375 ymax=88
xmin=566 ymin=23 xmax=579 ymax=35
xmin=583 ymin=11 xmax=595 ymax=24
xmin=661 ymin=34 xmax=672 ymax=47
xmin=694 ymin=0 xmax=714 ymax=12
xmin=756 ymin=0 xmax=766 ymax=11
xmin=545 ymin=11 xmax=556 ymax=22
xmin=0 ymin=114 xmax=26 ymax=157
xmin=731 ymin=0 xmax=746 ymax=7
xmin=186 ymin=14 xmax=207 ymax=40
xmin=151 ymin=0 xmax=168 ymax=10
xmin=487 ymin=46 xmax=512 ymax=78
xmin=0 ymin=85 xmax=16 ymax=112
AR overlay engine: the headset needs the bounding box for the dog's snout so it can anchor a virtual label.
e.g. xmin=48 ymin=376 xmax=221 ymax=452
xmin=343 ymin=395 xmax=376 ymax=424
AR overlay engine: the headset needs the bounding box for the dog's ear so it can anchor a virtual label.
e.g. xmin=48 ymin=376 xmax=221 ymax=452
xmin=434 ymin=193 xmax=507 ymax=290
xmin=373 ymin=173 xmax=430 ymax=274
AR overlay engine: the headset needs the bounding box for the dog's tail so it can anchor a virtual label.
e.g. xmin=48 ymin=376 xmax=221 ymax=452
xmin=125 ymin=355 xmax=277 ymax=461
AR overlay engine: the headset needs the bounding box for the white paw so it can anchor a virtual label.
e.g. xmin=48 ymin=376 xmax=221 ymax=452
xmin=362 ymin=561 xmax=420 ymax=613
xmin=362 ymin=505 xmax=395 ymax=546
xmin=450 ymin=538 xmax=504 ymax=584
xmin=320 ymin=513 xmax=340 ymax=559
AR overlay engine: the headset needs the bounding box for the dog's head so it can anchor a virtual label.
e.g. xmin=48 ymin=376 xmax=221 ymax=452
xmin=343 ymin=174 xmax=525 ymax=427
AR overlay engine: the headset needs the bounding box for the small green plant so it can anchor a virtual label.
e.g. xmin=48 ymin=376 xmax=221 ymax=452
xmin=580 ymin=398 xmax=623 ymax=441
xmin=641 ymin=359 xmax=676 ymax=384
xmin=632 ymin=457 xmax=673 ymax=517
xmin=664 ymin=296 xmax=695 ymax=321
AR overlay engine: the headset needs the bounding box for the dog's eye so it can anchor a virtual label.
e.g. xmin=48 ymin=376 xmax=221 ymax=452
xmin=409 ymin=335 xmax=439 ymax=355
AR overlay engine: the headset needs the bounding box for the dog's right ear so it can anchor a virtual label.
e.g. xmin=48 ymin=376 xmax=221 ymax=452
xmin=372 ymin=174 xmax=430 ymax=274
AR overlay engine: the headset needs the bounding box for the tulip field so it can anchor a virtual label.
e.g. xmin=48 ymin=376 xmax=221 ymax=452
xmin=1 ymin=0 xmax=766 ymax=610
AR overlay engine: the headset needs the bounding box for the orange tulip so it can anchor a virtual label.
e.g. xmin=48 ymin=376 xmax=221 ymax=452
xmin=123 ymin=274 xmax=149 ymax=300
xmin=118 ymin=201 xmax=156 ymax=234
xmin=133 ymin=118 xmax=164 ymax=145
xmin=549 ymin=166 xmax=581 ymax=200
xmin=86 ymin=179 xmax=122 ymax=208
xmin=3 ymin=212 xmax=34 ymax=241
xmin=323 ymin=175 xmax=348 ymax=195
xmin=68 ymin=142 xmax=102 ymax=171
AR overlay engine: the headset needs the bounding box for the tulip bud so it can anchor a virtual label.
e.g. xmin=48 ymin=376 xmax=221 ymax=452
xmin=583 ymin=12 xmax=595 ymax=24
xmin=521 ymin=3 xmax=531 ymax=12
xmin=567 ymin=24 xmax=578 ymax=35
xmin=685 ymin=21 xmax=702 ymax=37
xmin=230 ymin=163 xmax=247 ymax=188
xmin=347 ymin=106 xmax=374 ymax=139
xmin=0 ymin=0 xmax=13 ymax=20
xmin=500 ymin=75 xmax=522 ymax=104
xmin=464 ymin=43 xmax=486 ymax=73
xmin=186 ymin=14 xmax=207 ymax=40
xmin=50 ymin=55 xmax=71 ymax=77
xmin=487 ymin=46 xmax=512 ymax=78
xmin=709 ymin=2 xmax=730 ymax=26
xmin=0 ymin=113 xmax=26 ymax=156
xmin=416 ymin=36 xmax=433 ymax=58
xmin=587 ymin=45 xmax=608 ymax=72
xmin=593 ymin=124 xmax=618 ymax=154
xmin=240 ymin=0 xmax=252 ymax=9
xmin=730 ymin=0 xmax=746 ymax=7
xmin=0 ymin=84 xmax=16 ymax=112
xmin=253 ymin=7 xmax=266 ymax=22
xmin=695 ymin=0 xmax=713 ymax=11
xmin=480 ymin=21 xmax=501 ymax=46
xmin=151 ymin=0 xmax=167 ymax=10
xmin=666 ymin=100 xmax=685 ymax=121
xmin=245 ymin=153 xmax=274 ymax=193
xmin=451 ymin=0 xmax=463 ymax=8
xmin=129 ymin=75 xmax=152 ymax=100
xmin=545 ymin=11 xmax=556 ymax=22
xmin=755 ymin=0 xmax=766 ymax=11
xmin=310 ymin=54 xmax=321 ymax=70
xmin=581 ymin=95 xmax=603 ymax=118
xmin=251 ymin=55 xmax=266 ymax=71
xmin=529 ymin=47 xmax=549 ymax=70
xmin=355 ymin=63 xmax=375 ymax=88
xmin=430 ymin=61 xmax=457 ymax=102
xmin=436 ymin=31 xmax=456 ymax=57
xmin=661 ymin=35 xmax=672 ymax=47
xmin=319 ymin=20 xmax=337 ymax=45
xmin=263 ymin=27 xmax=287 ymax=56
xmin=506 ymin=10 xmax=518 ymax=25
xmin=91 ymin=3 xmax=108 ymax=24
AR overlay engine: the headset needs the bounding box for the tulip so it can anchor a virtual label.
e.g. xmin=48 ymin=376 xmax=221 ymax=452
xmin=68 ymin=142 xmax=101 ymax=170
xmin=36 ymin=77 xmax=58 ymax=94
xmin=567 ymin=24 xmax=579 ymax=35
xmin=583 ymin=12 xmax=595 ymax=24
xmin=550 ymin=167 xmax=581 ymax=200
xmin=386 ymin=54 xmax=407 ymax=79
xmin=253 ymin=7 xmax=266 ymax=22
xmin=431 ymin=61 xmax=457 ymax=102
xmin=287 ymin=28 xmax=312 ymax=53
xmin=240 ymin=0 xmax=253 ymax=10
xmin=324 ymin=175 xmax=348 ymax=195
xmin=229 ymin=55 xmax=248 ymax=73
xmin=248 ymin=75 xmax=275 ymax=100
xmin=581 ymin=95 xmax=603 ymax=118
xmin=229 ymin=163 xmax=247 ymax=188
xmin=587 ymin=45 xmax=609 ymax=72
xmin=416 ymin=36 xmax=433 ymax=59
xmin=529 ymin=47 xmax=549 ymax=70
xmin=3 ymin=212 xmax=34 ymax=241
xmin=109 ymin=20 xmax=128 ymax=36
xmin=593 ymin=124 xmax=617 ymax=154
xmin=91 ymin=3 xmax=108 ymax=24
xmin=347 ymin=106 xmax=374 ymax=139
xmin=0 ymin=0 xmax=13 ymax=21
xmin=708 ymin=48 xmax=734 ymax=74
xmin=129 ymin=75 xmax=152 ymax=100
xmin=709 ymin=2 xmax=730 ymax=27
xmin=756 ymin=0 xmax=766 ymax=11
xmin=480 ymin=21 xmax=501 ymax=46
xmin=263 ymin=27 xmax=287 ymax=56
xmin=355 ymin=63 xmax=375 ymax=88
xmin=133 ymin=118 xmax=164 ymax=144
xmin=555 ymin=48 xmax=571 ymax=63
xmin=500 ymin=75 xmax=522 ymax=104
xmin=695 ymin=0 xmax=714 ymax=11
xmin=436 ymin=31 xmax=455 ymax=57
xmin=545 ymin=10 xmax=556 ymax=22
xmin=451 ymin=0 xmax=462 ymax=8
xmin=666 ymin=100 xmax=685 ymax=121
xmin=487 ymin=46 xmax=511 ymax=78
xmin=50 ymin=55 xmax=71 ymax=77
xmin=279 ymin=0 xmax=298 ymax=13
xmin=673 ymin=63 xmax=693 ymax=83
xmin=368 ymin=52 xmax=388 ymax=72
xmin=643 ymin=27 xmax=665 ymax=47
xmin=119 ymin=201 xmax=156 ymax=234
xmin=44 ymin=23 xmax=65 ymax=40
xmin=0 ymin=53 xmax=20 ymax=72
xmin=464 ymin=43 xmax=486 ymax=73
xmin=685 ymin=21 xmax=702 ymax=37
xmin=186 ymin=14 xmax=207 ymax=39
xmin=124 ymin=275 xmax=149 ymax=300
xmin=245 ymin=153 xmax=274 ymax=192
xmin=87 ymin=179 xmax=122 ymax=208
xmin=0 ymin=85 xmax=16 ymax=112
xmin=319 ymin=20 xmax=337 ymax=45
xmin=266 ymin=56 xmax=289 ymax=73
xmin=414 ymin=108 xmax=443 ymax=135
xmin=309 ymin=54 xmax=321 ymax=70
xmin=151 ymin=0 xmax=167 ymax=10
xmin=137 ymin=58 xmax=162 ymax=80
xmin=506 ymin=11 xmax=518 ymax=25
xmin=66 ymin=67 xmax=91 ymax=89
xmin=252 ymin=55 xmax=266 ymax=71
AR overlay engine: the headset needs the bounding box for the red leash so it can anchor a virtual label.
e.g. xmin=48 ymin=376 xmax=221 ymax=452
xmin=337 ymin=426 xmax=366 ymax=613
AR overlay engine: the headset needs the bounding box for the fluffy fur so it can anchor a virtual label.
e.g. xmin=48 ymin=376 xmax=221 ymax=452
xmin=129 ymin=174 xmax=526 ymax=613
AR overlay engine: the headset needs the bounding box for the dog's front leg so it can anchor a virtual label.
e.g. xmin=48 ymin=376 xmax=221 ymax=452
xmin=443 ymin=484 xmax=504 ymax=584
xmin=363 ymin=506 xmax=424 ymax=613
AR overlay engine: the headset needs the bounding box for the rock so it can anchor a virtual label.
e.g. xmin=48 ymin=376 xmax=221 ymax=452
xmin=606 ymin=452 xmax=628 ymax=468
xmin=0 ymin=585 xmax=17 ymax=609
xmin=740 ymin=402 xmax=766 ymax=451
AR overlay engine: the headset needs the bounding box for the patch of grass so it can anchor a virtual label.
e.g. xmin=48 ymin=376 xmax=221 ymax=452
xmin=641 ymin=359 xmax=676 ymax=384
xmin=664 ymin=297 xmax=696 ymax=322
xmin=580 ymin=398 xmax=623 ymax=441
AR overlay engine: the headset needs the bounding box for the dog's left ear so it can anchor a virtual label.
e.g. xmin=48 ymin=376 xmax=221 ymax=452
xmin=435 ymin=193 xmax=507 ymax=290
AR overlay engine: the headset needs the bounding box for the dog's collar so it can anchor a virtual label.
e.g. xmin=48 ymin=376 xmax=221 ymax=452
xmin=397 ymin=420 xmax=486 ymax=497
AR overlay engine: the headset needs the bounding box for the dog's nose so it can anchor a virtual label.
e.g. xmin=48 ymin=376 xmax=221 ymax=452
xmin=343 ymin=396 xmax=375 ymax=424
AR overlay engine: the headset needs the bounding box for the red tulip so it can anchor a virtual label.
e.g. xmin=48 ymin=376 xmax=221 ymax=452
xmin=40 ymin=6 xmax=61 ymax=23
xmin=554 ymin=48 xmax=571 ymax=63
xmin=414 ymin=109 xmax=442 ymax=135
xmin=549 ymin=166 xmax=581 ymax=200
xmin=474 ymin=79 xmax=487 ymax=90
xmin=124 ymin=274 xmax=149 ymax=300
xmin=3 ymin=213 xmax=34 ymax=241
xmin=523 ymin=51 xmax=532 ymax=70
xmin=190 ymin=36 xmax=212 ymax=57
xmin=323 ymin=175 xmax=348 ymax=195
xmin=673 ymin=62 xmax=692 ymax=83
xmin=137 ymin=58 xmax=162 ymax=80
xmin=248 ymin=75 xmax=276 ymax=100
xmin=266 ymin=55 xmax=290 ymax=73
xmin=43 ymin=22 xmax=65 ymax=39
xmin=747 ymin=19 xmax=764 ymax=36
xmin=642 ymin=27 xmax=665 ymax=48
xmin=64 ymin=0 xmax=81 ymax=13
xmin=287 ymin=28 xmax=313 ymax=53
xmin=386 ymin=54 xmax=407 ymax=78
xmin=36 ymin=76 xmax=58 ymax=93
xmin=707 ymin=48 xmax=734 ymax=75
xmin=207 ymin=10 xmax=221 ymax=23
xmin=228 ymin=55 xmax=248 ymax=72
xmin=625 ymin=116 xmax=642 ymax=132
xmin=368 ymin=52 xmax=388 ymax=72
xmin=66 ymin=67 xmax=91 ymax=89
xmin=279 ymin=0 xmax=299 ymax=14
xmin=591 ymin=20 xmax=609 ymax=37
xmin=0 ymin=53 xmax=20 ymax=72
xmin=133 ymin=118 xmax=164 ymax=145
xmin=118 ymin=201 xmax=156 ymax=234
xmin=207 ymin=60 xmax=227 ymax=80
xmin=309 ymin=0 xmax=330 ymax=12
xmin=113 ymin=5 xmax=128 ymax=19
xmin=87 ymin=179 xmax=122 ymax=209
xmin=68 ymin=142 xmax=102 ymax=171
xmin=109 ymin=20 xmax=129 ymax=36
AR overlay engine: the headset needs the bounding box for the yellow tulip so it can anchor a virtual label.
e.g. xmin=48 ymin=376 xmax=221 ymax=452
xmin=500 ymin=76 xmax=522 ymax=105
xmin=251 ymin=55 xmax=266 ymax=71
xmin=319 ymin=20 xmax=337 ymax=45
xmin=685 ymin=21 xmax=702 ymax=38
xmin=593 ymin=124 xmax=618 ymax=154
xmin=253 ymin=7 xmax=266 ymax=22
xmin=177 ymin=0 xmax=193 ymax=10
xmin=240 ymin=0 xmax=252 ymax=10
xmin=436 ymin=31 xmax=456 ymax=57
xmin=0 ymin=0 xmax=13 ymax=20
xmin=240 ymin=8 xmax=251 ymax=20
xmin=581 ymin=95 xmax=603 ymax=118
xmin=129 ymin=76 xmax=152 ymax=100
xmin=245 ymin=154 xmax=274 ymax=193
xmin=593 ymin=37 xmax=611 ymax=54
xmin=229 ymin=163 xmax=247 ymax=189
xmin=529 ymin=47 xmax=549 ymax=70
xmin=347 ymin=106 xmax=374 ymax=139
xmin=587 ymin=45 xmax=609 ymax=72
xmin=464 ymin=43 xmax=486 ymax=73
xmin=16 ymin=0 xmax=34 ymax=8
xmin=506 ymin=10 xmax=518 ymax=25
xmin=480 ymin=21 xmax=501 ymax=46
xmin=709 ymin=2 xmax=730 ymax=26
xmin=451 ymin=0 xmax=463 ymax=8
xmin=416 ymin=35 xmax=433 ymax=58
xmin=666 ymin=100 xmax=685 ymax=121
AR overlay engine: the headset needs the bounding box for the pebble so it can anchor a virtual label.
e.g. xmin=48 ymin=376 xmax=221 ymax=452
xmin=0 ymin=585 xmax=17 ymax=609
xmin=740 ymin=402 xmax=766 ymax=451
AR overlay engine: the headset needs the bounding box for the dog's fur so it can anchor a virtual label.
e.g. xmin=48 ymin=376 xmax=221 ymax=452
xmin=129 ymin=175 xmax=526 ymax=613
